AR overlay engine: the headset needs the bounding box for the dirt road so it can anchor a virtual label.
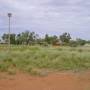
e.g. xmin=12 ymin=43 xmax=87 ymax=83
xmin=0 ymin=71 xmax=90 ymax=90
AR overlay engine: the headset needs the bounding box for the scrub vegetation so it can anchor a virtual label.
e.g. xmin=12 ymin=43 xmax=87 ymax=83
xmin=0 ymin=45 xmax=90 ymax=75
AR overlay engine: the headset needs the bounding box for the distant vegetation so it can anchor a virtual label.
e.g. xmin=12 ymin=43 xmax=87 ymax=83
xmin=0 ymin=31 xmax=89 ymax=47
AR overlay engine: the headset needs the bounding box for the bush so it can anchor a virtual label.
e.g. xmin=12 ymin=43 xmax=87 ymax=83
xmin=69 ymin=40 xmax=78 ymax=47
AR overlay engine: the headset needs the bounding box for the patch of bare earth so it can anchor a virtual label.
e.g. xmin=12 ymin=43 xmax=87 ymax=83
xmin=0 ymin=71 xmax=90 ymax=90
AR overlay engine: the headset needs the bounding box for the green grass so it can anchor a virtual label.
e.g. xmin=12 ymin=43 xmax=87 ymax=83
xmin=0 ymin=45 xmax=90 ymax=75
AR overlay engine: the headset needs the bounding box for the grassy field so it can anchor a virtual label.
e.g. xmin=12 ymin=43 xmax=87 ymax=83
xmin=0 ymin=45 xmax=90 ymax=75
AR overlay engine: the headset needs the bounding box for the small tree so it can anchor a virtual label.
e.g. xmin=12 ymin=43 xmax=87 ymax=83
xmin=2 ymin=33 xmax=16 ymax=44
xmin=45 ymin=34 xmax=58 ymax=45
xmin=76 ymin=38 xmax=86 ymax=46
xmin=2 ymin=34 xmax=8 ymax=43
xmin=60 ymin=32 xmax=71 ymax=45
xmin=69 ymin=40 xmax=78 ymax=47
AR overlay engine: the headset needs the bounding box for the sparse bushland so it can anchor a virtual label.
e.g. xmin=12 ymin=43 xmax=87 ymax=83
xmin=0 ymin=45 xmax=90 ymax=75
xmin=1 ymin=31 xmax=88 ymax=47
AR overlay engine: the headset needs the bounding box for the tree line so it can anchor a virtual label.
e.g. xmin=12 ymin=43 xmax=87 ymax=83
xmin=0 ymin=31 xmax=89 ymax=47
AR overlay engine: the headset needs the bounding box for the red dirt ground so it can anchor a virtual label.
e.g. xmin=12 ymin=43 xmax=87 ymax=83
xmin=0 ymin=71 xmax=90 ymax=90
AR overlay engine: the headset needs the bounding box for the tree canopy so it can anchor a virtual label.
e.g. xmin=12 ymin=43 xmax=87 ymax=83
xmin=1 ymin=31 xmax=87 ymax=46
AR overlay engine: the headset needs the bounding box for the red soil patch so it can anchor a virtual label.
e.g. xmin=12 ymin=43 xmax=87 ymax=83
xmin=0 ymin=71 xmax=90 ymax=90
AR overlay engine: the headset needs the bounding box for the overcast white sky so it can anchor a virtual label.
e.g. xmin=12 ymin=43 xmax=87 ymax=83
xmin=0 ymin=0 xmax=90 ymax=39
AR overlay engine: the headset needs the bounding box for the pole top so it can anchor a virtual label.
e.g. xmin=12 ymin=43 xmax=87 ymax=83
xmin=8 ymin=13 xmax=12 ymax=17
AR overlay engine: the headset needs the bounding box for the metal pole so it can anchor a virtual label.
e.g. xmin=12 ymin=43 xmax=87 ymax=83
xmin=8 ymin=13 xmax=12 ymax=51
xmin=9 ymin=15 xmax=10 ymax=49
